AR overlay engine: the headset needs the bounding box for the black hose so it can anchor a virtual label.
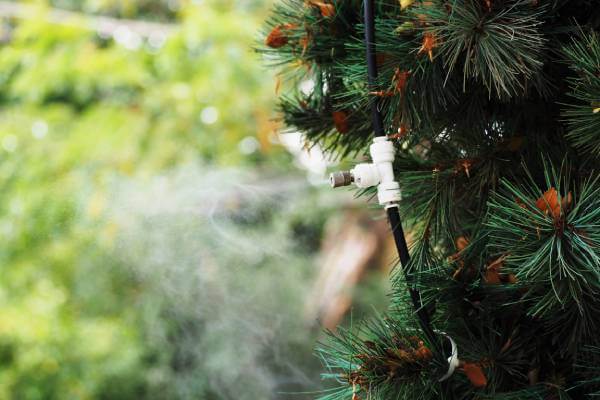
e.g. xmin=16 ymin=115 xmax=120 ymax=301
xmin=386 ymin=207 xmax=436 ymax=343
xmin=363 ymin=0 xmax=437 ymax=346
xmin=363 ymin=0 xmax=385 ymax=137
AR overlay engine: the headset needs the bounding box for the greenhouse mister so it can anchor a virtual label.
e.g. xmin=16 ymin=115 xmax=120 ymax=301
xmin=329 ymin=136 xmax=401 ymax=209
xmin=327 ymin=0 xmax=438 ymax=341
xmin=328 ymin=0 xmax=455 ymax=385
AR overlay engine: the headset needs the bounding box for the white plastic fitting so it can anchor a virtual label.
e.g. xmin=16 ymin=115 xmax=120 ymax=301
xmin=329 ymin=137 xmax=401 ymax=208
xmin=351 ymin=163 xmax=379 ymax=188
xmin=368 ymin=137 xmax=401 ymax=207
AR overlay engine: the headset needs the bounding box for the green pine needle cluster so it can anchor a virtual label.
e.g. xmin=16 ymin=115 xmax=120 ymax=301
xmin=261 ymin=0 xmax=600 ymax=398
xmin=563 ymin=30 xmax=600 ymax=154
xmin=316 ymin=315 xmax=444 ymax=400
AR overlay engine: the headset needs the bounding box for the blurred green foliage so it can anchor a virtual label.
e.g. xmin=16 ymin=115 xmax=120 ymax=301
xmin=49 ymin=0 xmax=180 ymax=21
xmin=0 ymin=1 xmax=331 ymax=399
xmin=45 ymin=0 xmax=270 ymax=21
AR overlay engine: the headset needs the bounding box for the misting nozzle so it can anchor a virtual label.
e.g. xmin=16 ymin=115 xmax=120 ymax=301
xmin=329 ymin=171 xmax=353 ymax=188
xmin=328 ymin=137 xmax=401 ymax=206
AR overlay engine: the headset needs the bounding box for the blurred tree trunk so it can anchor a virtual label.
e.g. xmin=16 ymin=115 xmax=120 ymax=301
xmin=305 ymin=209 xmax=399 ymax=330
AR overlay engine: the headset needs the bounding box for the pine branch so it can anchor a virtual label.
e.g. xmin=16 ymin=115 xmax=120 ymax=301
xmin=316 ymin=314 xmax=445 ymax=400
xmin=562 ymin=29 xmax=600 ymax=155
xmin=486 ymin=160 xmax=600 ymax=347
xmin=420 ymin=0 xmax=548 ymax=98
xmin=261 ymin=1 xmax=600 ymax=399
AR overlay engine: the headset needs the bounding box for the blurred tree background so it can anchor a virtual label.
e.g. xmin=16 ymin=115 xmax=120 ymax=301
xmin=0 ymin=0 xmax=390 ymax=399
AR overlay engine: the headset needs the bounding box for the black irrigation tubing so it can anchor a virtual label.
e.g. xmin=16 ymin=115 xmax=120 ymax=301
xmin=362 ymin=0 xmax=439 ymax=351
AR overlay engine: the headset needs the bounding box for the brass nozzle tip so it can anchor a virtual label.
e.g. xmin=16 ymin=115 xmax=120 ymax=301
xmin=329 ymin=171 xmax=353 ymax=188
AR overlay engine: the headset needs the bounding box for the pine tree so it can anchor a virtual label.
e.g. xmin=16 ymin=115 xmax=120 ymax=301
xmin=261 ymin=1 xmax=600 ymax=399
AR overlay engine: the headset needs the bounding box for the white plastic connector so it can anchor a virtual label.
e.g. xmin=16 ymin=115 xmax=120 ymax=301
xmin=331 ymin=136 xmax=401 ymax=207
xmin=351 ymin=163 xmax=379 ymax=188
xmin=370 ymin=137 xmax=401 ymax=207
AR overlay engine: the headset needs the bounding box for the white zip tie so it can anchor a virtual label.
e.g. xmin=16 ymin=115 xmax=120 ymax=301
xmin=438 ymin=333 xmax=459 ymax=382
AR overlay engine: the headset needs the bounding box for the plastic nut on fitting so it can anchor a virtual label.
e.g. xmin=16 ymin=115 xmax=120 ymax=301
xmin=378 ymin=181 xmax=401 ymax=204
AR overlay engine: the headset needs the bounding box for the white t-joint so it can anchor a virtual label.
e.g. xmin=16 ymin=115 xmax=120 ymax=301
xmin=329 ymin=137 xmax=401 ymax=208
